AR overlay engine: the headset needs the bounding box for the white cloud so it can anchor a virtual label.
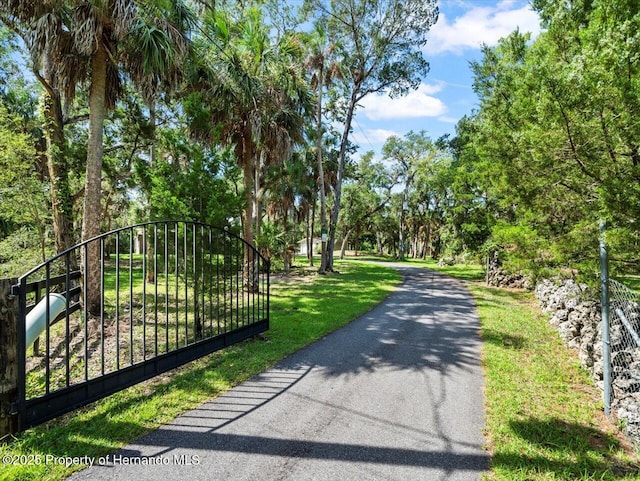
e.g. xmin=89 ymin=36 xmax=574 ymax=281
xmin=359 ymin=83 xmax=448 ymax=121
xmin=425 ymin=1 xmax=541 ymax=55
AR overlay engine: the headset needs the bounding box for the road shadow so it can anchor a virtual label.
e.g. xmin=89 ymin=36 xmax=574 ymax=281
xmin=273 ymin=266 xmax=483 ymax=379
xmin=78 ymin=360 xmax=488 ymax=474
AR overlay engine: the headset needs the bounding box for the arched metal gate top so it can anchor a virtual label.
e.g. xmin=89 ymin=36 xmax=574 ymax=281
xmin=10 ymin=220 xmax=270 ymax=432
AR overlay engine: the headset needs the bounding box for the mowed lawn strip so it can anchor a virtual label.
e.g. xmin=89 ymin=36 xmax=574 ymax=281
xmin=0 ymin=260 xmax=401 ymax=481
xmin=402 ymin=258 xmax=640 ymax=480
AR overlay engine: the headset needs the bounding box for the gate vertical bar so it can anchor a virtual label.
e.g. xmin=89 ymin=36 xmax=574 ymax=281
xmin=174 ymin=223 xmax=179 ymax=349
xmin=195 ymin=224 xmax=200 ymax=339
xmin=225 ymin=230 xmax=229 ymax=332
xmin=201 ymin=225 xmax=206 ymax=338
xmin=47 ymin=262 xmax=54 ymax=393
xmin=164 ymin=223 xmax=169 ymax=353
xmin=235 ymin=237 xmax=240 ymax=329
xmin=100 ymin=240 xmax=105 ymax=375
xmin=129 ymin=229 xmax=134 ymax=365
xmin=142 ymin=227 xmax=147 ymax=360
xmin=216 ymin=231 xmax=221 ymax=335
xmin=84 ymin=250 xmax=89 ymax=381
xmin=207 ymin=227 xmax=213 ymax=336
xmin=116 ymin=232 xmax=121 ymax=370
xmin=17 ymin=278 xmax=26 ymax=433
xmin=184 ymin=222 xmax=188 ymax=346
xmin=154 ymin=224 xmax=159 ymax=356
xmin=600 ymin=220 xmax=612 ymax=416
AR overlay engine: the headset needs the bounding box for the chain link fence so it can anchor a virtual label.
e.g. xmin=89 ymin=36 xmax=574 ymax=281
xmin=607 ymin=279 xmax=640 ymax=440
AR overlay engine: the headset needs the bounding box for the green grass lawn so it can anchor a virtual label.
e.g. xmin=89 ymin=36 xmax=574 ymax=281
xmin=0 ymin=259 xmax=401 ymax=481
xmin=616 ymin=275 xmax=640 ymax=294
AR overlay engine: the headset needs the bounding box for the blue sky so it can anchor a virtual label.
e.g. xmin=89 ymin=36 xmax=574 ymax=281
xmin=350 ymin=0 xmax=542 ymax=156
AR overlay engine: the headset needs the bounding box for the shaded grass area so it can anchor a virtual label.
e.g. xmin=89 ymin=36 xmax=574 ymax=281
xmin=0 ymin=260 xmax=401 ymax=481
xmin=412 ymin=258 xmax=640 ymax=480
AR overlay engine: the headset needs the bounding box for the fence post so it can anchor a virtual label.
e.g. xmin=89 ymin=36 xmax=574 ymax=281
xmin=0 ymin=278 xmax=19 ymax=439
xmin=599 ymin=221 xmax=612 ymax=417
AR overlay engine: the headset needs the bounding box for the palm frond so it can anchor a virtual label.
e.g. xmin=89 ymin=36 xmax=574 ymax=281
xmin=112 ymin=0 xmax=138 ymax=38
xmin=72 ymin=3 xmax=99 ymax=56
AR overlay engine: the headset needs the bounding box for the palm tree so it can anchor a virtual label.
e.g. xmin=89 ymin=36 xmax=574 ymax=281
xmin=1 ymin=0 xmax=193 ymax=314
xmin=188 ymin=7 xmax=311 ymax=287
xmin=78 ymin=1 xmax=192 ymax=313
xmin=263 ymin=150 xmax=314 ymax=271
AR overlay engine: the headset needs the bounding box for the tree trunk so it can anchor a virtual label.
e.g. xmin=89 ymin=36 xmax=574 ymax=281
xmin=146 ymin=100 xmax=156 ymax=283
xmin=281 ymin=207 xmax=290 ymax=273
xmin=254 ymin=152 xmax=263 ymax=240
xmin=376 ymin=232 xmax=384 ymax=256
xmin=41 ymin=56 xmax=76 ymax=257
xmin=399 ymin=185 xmax=409 ymax=261
xmin=412 ymin=224 xmax=418 ymax=259
xmin=44 ymin=97 xmax=76 ymax=254
xmin=82 ymin=45 xmax=108 ymax=316
xmin=306 ymin=202 xmax=313 ymax=266
xmin=316 ymin=70 xmax=328 ymax=273
xmin=0 ymin=278 xmax=19 ymax=437
xmin=243 ymin=159 xmax=254 ymax=247
xmin=339 ymin=228 xmax=352 ymax=260
xmin=421 ymin=224 xmax=428 ymax=259
xmin=354 ymin=226 xmax=360 ymax=257
xmin=327 ymin=88 xmax=359 ymax=271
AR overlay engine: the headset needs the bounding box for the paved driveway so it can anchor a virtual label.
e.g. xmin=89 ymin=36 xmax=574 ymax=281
xmin=69 ymin=265 xmax=488 ymax=480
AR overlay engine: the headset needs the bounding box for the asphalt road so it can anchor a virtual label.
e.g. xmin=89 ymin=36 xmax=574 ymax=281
xmin=69 ymin=264 xmax=488 ymax=481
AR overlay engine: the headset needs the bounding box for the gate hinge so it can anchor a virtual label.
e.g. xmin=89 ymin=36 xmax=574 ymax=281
xmin=11 ymin=284 xmax=20 ymax=297
xmin=9 ymin=402 xmax=19 ymax=416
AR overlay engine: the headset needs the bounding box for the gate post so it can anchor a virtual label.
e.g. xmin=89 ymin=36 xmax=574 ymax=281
xmin=0 ymin=278 xmax=19 ymax=439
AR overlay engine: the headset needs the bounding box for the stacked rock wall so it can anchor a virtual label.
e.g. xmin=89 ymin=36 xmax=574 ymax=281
xmin=534 ymin=279 xmax=640 ymax=443
xmin=485 ymin=251 xmax=532 ymax=289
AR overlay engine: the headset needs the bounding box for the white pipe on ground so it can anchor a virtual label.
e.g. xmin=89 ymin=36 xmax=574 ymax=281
xmin=26 ymin=293 xmax=67 ymax=347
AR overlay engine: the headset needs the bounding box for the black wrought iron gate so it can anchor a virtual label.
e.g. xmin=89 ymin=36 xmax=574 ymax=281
xmin=8 ymin=221 xmax=269 ymax=432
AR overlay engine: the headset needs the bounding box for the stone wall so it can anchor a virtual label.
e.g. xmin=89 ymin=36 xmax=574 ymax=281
xmin=485 ymin=251 xmax=532 ymax=289
xmin=534 ymin=279 xmax=640 ymax=443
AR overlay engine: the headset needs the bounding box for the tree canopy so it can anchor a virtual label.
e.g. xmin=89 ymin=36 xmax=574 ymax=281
xmin=1 ymin=0 xmax=639 ymax=285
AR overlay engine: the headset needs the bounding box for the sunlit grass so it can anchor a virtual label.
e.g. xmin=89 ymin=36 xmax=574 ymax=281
xmin=0 ymin=259 xmax=401 ymax=481
xmin=616 ymin=275 xmax=640 ymax=294
xmin=400 ymin=256 xmax=485 ymax=282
